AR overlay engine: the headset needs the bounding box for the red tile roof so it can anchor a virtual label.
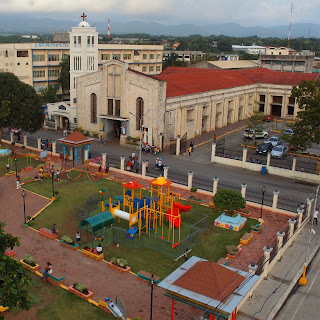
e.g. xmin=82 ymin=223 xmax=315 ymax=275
xmin=58 ymin=131 xmax=94 ymax=145
xmin=174 ymin=261 xmax=245 ymax=302
xmin=156 ymin=67 xmax=319 ymax=98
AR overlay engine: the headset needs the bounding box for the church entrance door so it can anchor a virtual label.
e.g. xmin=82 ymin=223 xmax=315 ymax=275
xmin=113 ymin=121 xmax=121 ymax=139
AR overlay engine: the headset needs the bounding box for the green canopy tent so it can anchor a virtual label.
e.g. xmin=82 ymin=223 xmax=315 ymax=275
xmin=80 ymin=211 xmax=114 ymax=248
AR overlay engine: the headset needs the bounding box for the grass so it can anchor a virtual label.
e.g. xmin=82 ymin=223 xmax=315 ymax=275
xmin=23 ymin=171 xmax=257 ymax=279
xmin=9 ymin=271 xmax=113 ymax=320
xmin=0 ymin=154 xmax=44 ymax=177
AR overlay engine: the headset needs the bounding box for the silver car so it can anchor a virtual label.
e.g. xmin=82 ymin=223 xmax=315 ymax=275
xmin=271 ymin=144 xmax=289 ymax=158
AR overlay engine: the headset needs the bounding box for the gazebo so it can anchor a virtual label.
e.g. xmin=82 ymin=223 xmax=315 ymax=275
xmin=57 ymin=131 xmax=94 ymax=166
xmin=159 ymin=256 xmax=259 ymax=320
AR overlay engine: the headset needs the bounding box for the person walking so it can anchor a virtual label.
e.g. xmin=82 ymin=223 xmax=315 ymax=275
xmin=6 ymin=163 xmax=9 ymax=174
xmin=184 ymin=249 xmax=189 ymax=261
xmin=145 ymin=160 xmax=149 ymax=172
xmin=76 ymin=231 xmax=81 ymax=243
xmin=16 ymin=175 xmax=21 ymax=189
xmin=56 ymin=169 xmax=60 ymax=181
xmin=190 ymin=141 xmax=194 ymax=152
xmin=42 ymin=262 xmax=52 ymax=282
xmin=213 ymin=133 xmax=217 ymax=142
xmin=313 ymin=210 xmax=318 ymax=225
xmin=188 ymin=146 xmax=192 ymax=156
xmin=52 ymin=224 xmax=58 ymax=235
xmin=105 ymin=162 xmax=109 ymax=174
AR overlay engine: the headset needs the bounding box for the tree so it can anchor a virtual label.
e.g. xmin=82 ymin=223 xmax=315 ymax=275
xmin=0 ymin=73 xmax=44 ymax=142
xmin=0 ymin=222 xmax=32 ymax=312
xmin=39 ymin=86 xmax=59 ymax=105
xmin=162 ymin=52 xmax=188 ymax=70
xmin=213 ymin=189 xmax=246 ymax=216
xmin=283 ymin=80 xmax=320 ymax=152
xmin=217 ymin=39 xmax=232 ymax=53
xmin=58 ymin=55 xmax=70 ymax=92
xmin=246 ymin=109 xmax=265 ymax=144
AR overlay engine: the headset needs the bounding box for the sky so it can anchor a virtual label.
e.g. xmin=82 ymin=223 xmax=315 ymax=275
xmin=0 ymin=0 xmax=319 ymax=26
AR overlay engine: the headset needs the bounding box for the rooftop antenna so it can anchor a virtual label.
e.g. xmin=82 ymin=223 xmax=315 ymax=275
xmin=287 ymin=1 xmax=293 ymax=48
xmin=108 ymin=18 xmax=111 ymax=38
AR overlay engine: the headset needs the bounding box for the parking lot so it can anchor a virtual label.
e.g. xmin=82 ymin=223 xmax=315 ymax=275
xmin=203 ymin=120 xmax=320 ymax=174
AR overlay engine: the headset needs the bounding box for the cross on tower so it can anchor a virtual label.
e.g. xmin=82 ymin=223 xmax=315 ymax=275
xmin=81 ymin=12 xmax=87 ymax=21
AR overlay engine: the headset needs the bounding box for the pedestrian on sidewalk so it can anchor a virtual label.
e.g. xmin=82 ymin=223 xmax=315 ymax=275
xmin=184 ymin=248 xmax=189 ymax=262
xmin=56 ymin=169 xmax=60 ymax=181
xmin=213 ymin=133 xmax=216 ymax=142
xmin=76 ymin=231 xmax=81 ymax=243
xmin=16 ymin=175 xmax=21 ymax=189
xmin=42 ymin=262 xmax=52 ymax=282
xmin=6 ymin=163 xmax=9 ymax=173
xmin=52 ymin=224 xmax=58 ymax=235
xmin=313 ymin=210 xmax=318 ymax=225
xmin=105 ymin=162 xmax=109 ymax=174
xmin=190 ymin=141 xmax=194 ymax=152
xmin=188 ymin=146 xmax=192 ymax=156
xmin=100 ymin=136 xmax=104 ymax=145
xmin=145 ymin=160 xmax=149 ymax=172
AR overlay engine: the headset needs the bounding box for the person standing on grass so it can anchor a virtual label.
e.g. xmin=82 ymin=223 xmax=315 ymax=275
xmin=16 ymin=175 xmax=21 ymax=189
xmin=43 ymin=262 xmax=52 ymax=282
xmin=184 ymin=249 xmax=189 ymax=261
xmin=52 ymin=224 xmax=58 ymax=234
xmin=56 ymin=169 xmax=60 ymax=181
xmin=76 ymin=231 xmax=81 ymax=243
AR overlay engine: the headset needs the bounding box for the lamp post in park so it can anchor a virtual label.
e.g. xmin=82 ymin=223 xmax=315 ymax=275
xmin=129 ymin=108 xmax=151 ymax=169
xmin=14 ymin=156 xmax=18 ymax=177
xmin=51 ymin=170 xmax=55 ymax=200
xmin=22 ymin=189 xmax=27 ymax=227
xmin=150 ymin=274 xmax=155 ymax=320
xmin=260 ymin=186 xmax=266 ymax=220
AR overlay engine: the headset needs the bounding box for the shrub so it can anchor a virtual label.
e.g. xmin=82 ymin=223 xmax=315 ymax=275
xmin=0 ymin=146 xmax=8 ymax=149
xmin=190 ymin=187 xmax=197 ymax=192
xmin=62 ymin=235 xmax=74 ymax=245
xmin=132 ymin=317 xmax=143 ymax=320
xmin=54 ymin=191 xmax=59 ymax=195
xmin=11 ymin=142 xmax=15 ymax=145
xmin=21 ymin=145 xmax=25 ymax=149
xmin=73 ymin=283 xmax=89 ymax=295
xmin=115 ymin=165 xmax=120 ymax=169
xmin=23 ymin=176 xmax=32 ymax=181
xmin=126 ymin=136 xmax=133 ymax=141
xmin=92 ymin=133 xmax=98 ymax=138
xmin=26 ymin=215 xmax=32 ymax=220
xmin=23 ymin=253 xmax=36 ymax=267
xmin=213 ymin=189 xmax=246 ymax=217
xmin=111 ymin=257 xmax=128 ymax=268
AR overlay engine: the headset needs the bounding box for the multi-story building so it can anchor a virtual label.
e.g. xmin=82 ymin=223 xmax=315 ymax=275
xmin=163 ymin=50 xmax=205 ymax=62
xmin=232 ymin=45 xmax=266 ymax=55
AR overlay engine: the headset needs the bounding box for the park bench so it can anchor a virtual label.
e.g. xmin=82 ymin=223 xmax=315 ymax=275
xmin=39 ymin=228 xmax=58 ymax=239
xmin=98 ymin=300 xmax=112 ymax=312
xmin=226 ymin=245 xmax=241 ymax=259
xmin=137 ymin=271 xmax=161 ymax=285
xmin=251 ymin=224 xmax=264 ymax=234
xmin=240 ymin=233 xmax=253 ymax=245
xmin=4 ymin=249 xmax=16 ymax=257
xmin=82 ymin=249 xmax=104 ymax=261
xmin=48 ymin=272 xmax=65 ymax=285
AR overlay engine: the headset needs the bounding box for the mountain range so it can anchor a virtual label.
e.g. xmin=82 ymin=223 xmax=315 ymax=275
xmin=0 ymin=14 xmax=319 ymax=38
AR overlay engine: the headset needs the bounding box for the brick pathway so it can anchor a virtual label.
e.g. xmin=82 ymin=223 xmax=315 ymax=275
xmin=1 ymin=165 xmax=292 ymax=319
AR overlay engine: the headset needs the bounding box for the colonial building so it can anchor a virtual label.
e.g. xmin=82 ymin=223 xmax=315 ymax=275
xmin=76 ymin=62 xmax=318 ymax=148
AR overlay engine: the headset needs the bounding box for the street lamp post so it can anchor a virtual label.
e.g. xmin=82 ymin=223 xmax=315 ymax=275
xmin=150 ymin=274 xmax=154 ymax=320
xmin=22 ymin=189 xmax=27 ymax=226
xmin=129 ymin=108 xmax=151 ymax=170
xmin=51 ymin=171 xmax=55 ymax=200
xmin=14 ymin=156 xmax=18 ymax=177
xmin=260 ymin=186 xmax=266 ymax=220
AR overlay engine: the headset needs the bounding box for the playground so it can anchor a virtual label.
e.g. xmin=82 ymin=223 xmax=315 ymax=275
xmin=23 ymin=169 xmax=255 ymax=279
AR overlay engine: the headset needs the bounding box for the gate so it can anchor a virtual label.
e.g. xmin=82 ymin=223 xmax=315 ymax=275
xmin=180 ymin=133 xmax=187 ymax=154
xmin=169 ymin=137 xmax=176 ymax=155
xmin=216 ymin=137 xmax=225 ymax=157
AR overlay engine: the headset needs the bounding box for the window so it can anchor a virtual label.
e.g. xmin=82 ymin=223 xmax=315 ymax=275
xmin=288 ymin=97 xmax=295 ymax=105
xmin=5 ymin=50 xmax=8 ymax=57
xmin=74 ymin=118 xmax=77 ymax=124
xmin=91 ymin=93 xmax=97 ymax=123
xmin=74 ymin=36 xmax=77 ymax=46
xmin=156 ymin=53 xmax=161 ymax=60
xmin=78 ymin=36 xmax=81 ymax=47
xmin=136 ymin=97 xmax=144 ymax=130
xmin=156 ymin=65 xmax=161 ymax=72
xmin=260 ymin=95 xmax=266 ymax=102
xmin=263 ymin=60 xmax=271 ymax=64
xmin=259 ymin=104 xmax=265 ymax=112
xmin=134 ymin=50 xmax=140 ymax=56
xmin=87 ymin=36 xmax=90 ymax=47
xmin=168 ymin=112 xmax=173 ymax=125
xmin=274 ymin=61 xmax=282 ymax=65
xmin=33 ymin=54 xmax=45 ymax=61
xmin=26 ymin=62 xmax=28 ymax=65
xmin=33 ymin=70 xmax=45 ymax=78
xmin=58 ymin=105 xmax=66 ymax=110
xmin=124 ymin=54 xmax=131 ymax=60
xmin=92 ymin=36 xmax=94 ymax=46
xmin=273 ymin=96 xmax=282 ymax=104
xmin=17 ymin=63 xmax=20 ymax=66
xmin=112 ymin=54 xmax=121 ymax=60
xmin=142 ymin=66 xmax=147 ymax=72
xmin=288 ymin=106 xmax=294 ymax=115
xmin=49 ymin=84 xmax=59 ymax=90
xmin=115 ymin=100 xmax=120 ymax=117
xmin=34 ymin=85 xmax=46 ymax=93
xmin=17 ymin=51 xmax=28 ymax=57
xmin=284 ymin=61 xmax=293 ymax=66
xmin=187 ymin=109 xmax=195 ymax=122
xmin=150 ymin=54 xmax=154 ymax=59
xmin=73 ymin=77 xmax=76 ymax=89
xmin=296 ymin=61 xmax=305 ymax=66
xmin=48 ymin=54 xmax=59 ymax=62
xmin=143 ymin=54 xmax=147 ymax=60
xmin=49 ymin=69 xmax=60 ymax=77
xmin=108 ymin=99 xmax=113 ymax=115
xmin=149 ymin=66 xmax=154 ymax=72
xmin=101 ymin=54 xmax=110 ymax=60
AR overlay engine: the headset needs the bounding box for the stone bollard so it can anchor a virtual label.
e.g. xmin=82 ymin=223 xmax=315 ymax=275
xmin=266 ymin=152 xmax=271 ymax=167
xmin=248 ymin=262 xmax=258 ymax=275
xmin=188 ymin=172 xmax=193 ymax=189
xmin=242 ymin=148 xmax=247 ymax=168
xmin=10 ymin=132 xmax=14 ymax=143
xmin=37 ymin=138 xmax=41 ymax=150
xmin=102 ymin=153 xmax=107 ymax=168
xmin=23 ymin=135 xmax=27 ymax=147
xmin=163 ymin=166 xmax=169 ymax=179
xmin=263 ymin=246 xmax=273 ymax=278
xmin=272 ymin=190 xmax=280 ymax=209
xmin=142 ymin=162 xmax=146 ymax=177
xmin=288 ymin=218 xmax=296 ymax=246
xmin=307 ymin=198 xmax=313 ymax=220
xmin=297 ymin=208 xmax=303 ymax=231
xmin=176 ymin=135 xmax=181 ymax=156
xmin=120 ymin=157 xmax=125 ymax=172
xmin=54 ymin=118 xmax=58 ymax=130
xmin=292 ymin=156 xmax=297 ymax=171
xmin=51 ymin=142 xmax=56 ymax=154
xmin=241 ymin=183 xmax=247 ymax=198
xmin=211 ymin=141 xmax=216 ymax=162
xmin=213 ymin=177 xmax=219 ymax=196
xmin=276 ymin=231 xmax=285 ymax=261
xmin=84 ymin=149 xmax=89 ymax=161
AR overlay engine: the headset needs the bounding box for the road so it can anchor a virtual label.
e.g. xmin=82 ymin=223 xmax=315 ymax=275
xmin=276 ymin=248 xmax=320 ymax=320
xmin=2 ymin=128 xmax=318 ymax=212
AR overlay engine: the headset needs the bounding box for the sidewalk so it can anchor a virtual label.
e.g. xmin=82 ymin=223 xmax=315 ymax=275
xmin=237 ymin=221 xmax=320 ymax=320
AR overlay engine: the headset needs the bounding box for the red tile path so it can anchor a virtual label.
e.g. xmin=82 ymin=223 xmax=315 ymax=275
xmin=1 ymin=166 xmax=292 ymax=319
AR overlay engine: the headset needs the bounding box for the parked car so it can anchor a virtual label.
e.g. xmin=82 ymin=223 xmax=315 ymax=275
xmin=8 ymin=127 xmax=21 ymax=135
xmin=256 ymin=142 xmax=273 ymax=154
xmin=267 ymin=136 xmax=281 ymax=147
xmin=284 ymin=128 xmax=294 ymax=136
xmin=271 ymin=144 xmax=289 ymax=158
xmin=263 ymin=115 xmax=274 ymax=122
xmin=243 ymin=128 xmax=268 ymax=139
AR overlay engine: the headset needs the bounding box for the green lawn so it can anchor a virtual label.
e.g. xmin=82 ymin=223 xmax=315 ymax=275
xmin=24 ymin=171 xmax=256 ymax=279
xmin=9 ymin=271 xmax=113 ymax=320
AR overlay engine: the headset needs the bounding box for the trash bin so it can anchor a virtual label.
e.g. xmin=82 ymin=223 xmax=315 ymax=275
xmin=261 ymin=166 xmax=267 ymax=175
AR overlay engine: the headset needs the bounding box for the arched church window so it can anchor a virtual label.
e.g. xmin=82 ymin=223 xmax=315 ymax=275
xmin=91 ymin=93 xmax=97 ymax=123
xmin=136 ymin=97 xmax=144 ymax=130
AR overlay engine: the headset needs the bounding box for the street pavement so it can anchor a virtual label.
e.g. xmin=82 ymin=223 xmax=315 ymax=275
xmin=2 ymin=124 xmax=318 ymax=212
